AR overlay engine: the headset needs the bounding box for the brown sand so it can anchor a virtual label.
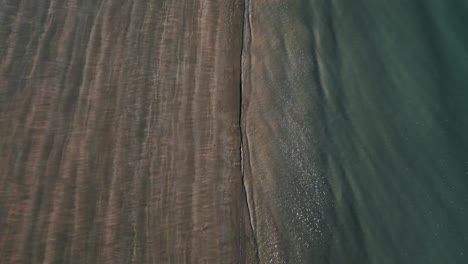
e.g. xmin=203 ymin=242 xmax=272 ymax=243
xmin=0 ymin=0 xmax=248 ymax=263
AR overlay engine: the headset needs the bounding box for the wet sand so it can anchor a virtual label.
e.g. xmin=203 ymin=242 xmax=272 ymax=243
xmin=0 ymin=0 xmax=246 ymax=263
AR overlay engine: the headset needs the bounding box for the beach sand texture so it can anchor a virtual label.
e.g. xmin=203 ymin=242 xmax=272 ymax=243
xmin=0 ymin=0 xmax=248 ymax=263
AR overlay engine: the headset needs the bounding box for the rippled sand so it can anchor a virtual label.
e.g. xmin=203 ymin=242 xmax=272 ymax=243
xmin=0 ymin=1 xmax=246 ymax=263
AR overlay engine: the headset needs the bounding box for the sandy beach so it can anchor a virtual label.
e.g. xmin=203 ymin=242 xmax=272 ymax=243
xmin=0 ymin=0 xmax=247 ymax=263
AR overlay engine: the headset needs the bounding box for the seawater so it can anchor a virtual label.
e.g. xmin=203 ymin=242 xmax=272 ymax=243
xmin=244 ymin=1 xmax=468 ymax=263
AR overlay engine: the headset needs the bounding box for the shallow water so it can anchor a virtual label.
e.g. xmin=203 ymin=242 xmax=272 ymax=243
xmin=243 ymin=1 xmax=468 ymax=263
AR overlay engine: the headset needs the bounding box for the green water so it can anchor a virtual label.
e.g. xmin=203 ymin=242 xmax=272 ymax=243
xmin=245 ymin=1 xmax=468 ymax=263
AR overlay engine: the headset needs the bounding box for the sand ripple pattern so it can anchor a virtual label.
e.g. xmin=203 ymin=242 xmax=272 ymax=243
xmin=0 ymin=0 xmax=245 ymax=263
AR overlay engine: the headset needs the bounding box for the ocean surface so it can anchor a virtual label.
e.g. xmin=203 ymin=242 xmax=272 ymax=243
xmin=243 ymin=1 xmax=468 ymax=263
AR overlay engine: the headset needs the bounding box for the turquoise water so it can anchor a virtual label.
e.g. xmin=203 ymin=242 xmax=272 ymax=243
xmin=244 ymin=1 xmax=468 ymax=263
